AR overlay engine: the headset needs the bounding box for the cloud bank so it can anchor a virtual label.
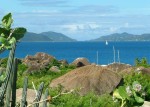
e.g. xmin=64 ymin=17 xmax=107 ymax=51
xmin=1 ymin=0 xmax=149 ymax=40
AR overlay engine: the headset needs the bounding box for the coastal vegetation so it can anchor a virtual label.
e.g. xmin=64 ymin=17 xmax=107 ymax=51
xmin=1 ymin=55 xmax=150 ymax=107
xmin=135 ymin=57 xmax=150 ymax=67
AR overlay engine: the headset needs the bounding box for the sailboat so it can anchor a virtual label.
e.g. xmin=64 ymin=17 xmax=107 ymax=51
xmin=105 ymin=40 xmax=108 ymax=45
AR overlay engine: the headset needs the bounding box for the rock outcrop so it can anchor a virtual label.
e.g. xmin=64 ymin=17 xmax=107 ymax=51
xmin=135 ymin=67 xmax=150 ymax=75
xmin=50 ymin=65 xmax=122 ymax=95
xmin=23 ymin=52 xmax=55 ymax=73
xmin=71 ymin=57 xmax=90 ymax=67
xmin=59 ymin=60 xmax=68 ymax=66
xmin=49 ymin=66 xmax=60 ymax=72
xmin=106 ymin=63 xmax=132 ymax=73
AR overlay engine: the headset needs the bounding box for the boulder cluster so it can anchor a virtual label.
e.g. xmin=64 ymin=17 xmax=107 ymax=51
xmin=23 ymin=52 xmax=55 ymax=73
xmin=5 ymin=52 xmax=150 ymax=96
xmin=22 ymin=52 xmax=91 ymax=73
xmin=21 ymin=53 xmax=132 ymax=95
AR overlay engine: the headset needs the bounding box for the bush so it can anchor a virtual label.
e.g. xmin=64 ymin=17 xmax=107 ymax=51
xmin=17 ymin=63 xmax=28 ymax=76
xmin=123 ymin=71 xmax=150 ymax=101
xmin=50 ymin=90 xmax=119 ymax=107
xmin=135 ymin=57 xmax=150 ymax=67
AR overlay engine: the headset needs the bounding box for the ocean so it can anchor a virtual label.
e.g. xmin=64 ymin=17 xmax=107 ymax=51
xmin=1 ymin=41 xmax=150 ymax=65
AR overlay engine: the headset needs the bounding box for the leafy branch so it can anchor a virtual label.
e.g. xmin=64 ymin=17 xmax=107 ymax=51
xmin=0 ymin=13 xmax=26 ymax=53
xmin=26 ymin=89 xmax=74 ymax=107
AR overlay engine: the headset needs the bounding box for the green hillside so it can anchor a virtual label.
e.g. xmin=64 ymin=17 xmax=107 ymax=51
xmin=92 ymin=32 xmax=150 ymax=41
xmin=40 ymin=31 xmax=76 ymax=42
xmin=21 ymin=31 xmax=76 ymax=42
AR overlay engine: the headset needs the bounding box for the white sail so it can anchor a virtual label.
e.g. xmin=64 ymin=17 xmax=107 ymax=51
xmin=106 ymin=40 xmax=108 ymax=45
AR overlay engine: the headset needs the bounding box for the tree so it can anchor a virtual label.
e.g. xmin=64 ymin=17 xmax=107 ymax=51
xmin=135 ymin=58 xmax=140 ymax=66
xmin=141 ymin=57 xmax=148 ymax=65
xmin=0 ymin=13 xmax=26 ymax=53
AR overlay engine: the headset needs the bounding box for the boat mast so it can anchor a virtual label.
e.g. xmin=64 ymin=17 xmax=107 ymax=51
xmin=97 ymin=51 xmax=99 ymax=65
xmin=113 ymin=46 xmax=116 ymax=63
xmin=118 ymin=50 xmax=120 ymax=64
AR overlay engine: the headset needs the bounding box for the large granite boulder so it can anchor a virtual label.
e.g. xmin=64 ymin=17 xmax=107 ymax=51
xmin=106 ymin=63 xmax=132 ymax=73
xmin=71 ymin=57 xmax=90 ymax=67
xmin=50 ymin=65 xmax=122 ymax=95
xmin=23 ymin=52 xmax=55 ymax=73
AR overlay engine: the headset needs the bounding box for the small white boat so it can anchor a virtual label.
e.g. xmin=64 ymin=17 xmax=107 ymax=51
xmin=105 ymin=40 xmax=108 ymax=45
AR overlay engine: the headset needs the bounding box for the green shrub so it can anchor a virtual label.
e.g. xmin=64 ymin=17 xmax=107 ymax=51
xmin=50 ymin=90 xmax=119 ymax=107
xmin=16 ymin=65 xmax=72 ymax=89
xmin=123 ymin=71 xmax=150 ymax=101
xmin=17 ymin=63 xmax=28 ymax=76
xmin=135 ymin=57 xmax=150 ymax=67
xmin=50 ymin=59 xmax=61 ymax=67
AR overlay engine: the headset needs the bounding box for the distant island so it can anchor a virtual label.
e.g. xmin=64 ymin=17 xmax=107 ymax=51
xmin=91 ymin=32 xmax=150 ymax=41
xmin=21 ymin=32 xmax=150 ymax=42
xmin=21 ymin=31 xmax=76 ymax=42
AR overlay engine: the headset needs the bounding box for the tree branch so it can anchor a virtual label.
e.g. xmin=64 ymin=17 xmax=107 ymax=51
xmin=27 ymin=89 xmax=74 ymax=107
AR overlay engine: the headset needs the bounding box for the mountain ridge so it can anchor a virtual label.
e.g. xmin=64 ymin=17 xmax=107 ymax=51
xmin=21 ymin=31 xmax=76 ymax=42
xmin=91 ymin=32 xmax=150 ymax=41
xmin=21 ymin=32 xmax=150 ymax=42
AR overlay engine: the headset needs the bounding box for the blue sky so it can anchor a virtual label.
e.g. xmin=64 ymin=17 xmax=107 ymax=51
xmin=0 ymin=0 xmax=150 ymax=40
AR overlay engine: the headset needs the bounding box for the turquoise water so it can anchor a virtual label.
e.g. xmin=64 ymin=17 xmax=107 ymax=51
xmin=1 ymin=41 xmax=150 ymax=65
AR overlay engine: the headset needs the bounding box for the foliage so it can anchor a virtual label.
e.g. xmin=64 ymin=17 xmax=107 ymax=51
xmin=0 ymin=13 xmax=26 ymax=53
xmin=113 ymin=81 xmax=145 ymax=107
xmin=17 ymin=63 xmax=28 ymax=76
xmin=49 ymin=87 xmax=119 ymax=107
xmin=135 ymin=57 xmax=150 ymax=67
xmin=16 ymin=64 xmax=74 ymax=89
xmin=123 ymin=72 xmax=150 ymax=101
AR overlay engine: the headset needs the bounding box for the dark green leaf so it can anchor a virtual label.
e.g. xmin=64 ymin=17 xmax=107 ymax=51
xmin=12 ymin=27 xmax=26 ymax=40
xmin=2 ymin=13 xmax=13 ymax=29
xmin=0 ymin=28 xmax=10 ymax=37
xmin=133 ymin=92 xmax=144 ymax=103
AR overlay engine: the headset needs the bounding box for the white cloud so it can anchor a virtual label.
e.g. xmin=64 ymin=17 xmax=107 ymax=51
xmin=124 ymin=22 xmax=129 ymax=27
xmin=62 ymin=24 xmax=79 ymax=32
xmin=5 ymin=1 xmax=150 ymax=40
xmin=19 ymin=0 xmax=69 ymax=7
xmin=109 ymin=27 xmax=118 ymax=32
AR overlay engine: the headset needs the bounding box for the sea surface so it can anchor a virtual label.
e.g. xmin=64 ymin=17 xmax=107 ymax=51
xmin=1 ymin=41 xmax=150 ymax=65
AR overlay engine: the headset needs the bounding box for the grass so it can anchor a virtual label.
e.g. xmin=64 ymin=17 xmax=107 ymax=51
xmin=17 ymin=63 xmax=75 ymax=90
